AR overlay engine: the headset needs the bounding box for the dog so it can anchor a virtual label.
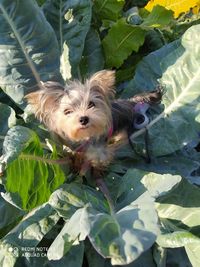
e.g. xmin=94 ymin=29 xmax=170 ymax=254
xmin=25 ymin=70 xmax=162 ymax=172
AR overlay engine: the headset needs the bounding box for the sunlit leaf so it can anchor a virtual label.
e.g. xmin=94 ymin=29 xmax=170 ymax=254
xmin=123 ymin=25 xmax=200 ymax=156
xmin=145 ymin=0 xmax=200 ymax=18
xmin=0 ymin=126 xmax=66 ymax=210
xmin=0 ymin=0 xmax=60 ymax=106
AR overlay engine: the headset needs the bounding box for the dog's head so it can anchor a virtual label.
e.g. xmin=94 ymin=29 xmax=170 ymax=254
xmin=25 ymin=70 xmax=115 ymax=142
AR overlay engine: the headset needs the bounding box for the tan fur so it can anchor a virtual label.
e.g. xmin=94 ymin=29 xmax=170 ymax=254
xmin=89 ymin=70 xmax=115 ymax=99
xmin=25 ymin=82 xmax=65 ymax=127
xmin=25 ymin=70 xmax=113 ymax=142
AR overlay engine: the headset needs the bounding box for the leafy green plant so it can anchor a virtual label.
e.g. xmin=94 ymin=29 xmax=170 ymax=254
xmin=0 ymin=0 xmax=200 ymax=267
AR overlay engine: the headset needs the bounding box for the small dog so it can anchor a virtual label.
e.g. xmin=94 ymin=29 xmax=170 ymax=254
xmin=25 ymin=70 xmax=162 ymax=172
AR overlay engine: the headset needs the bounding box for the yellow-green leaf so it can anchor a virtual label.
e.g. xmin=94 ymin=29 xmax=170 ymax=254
xmin=145 ymin=0 xmax=200 ymax=18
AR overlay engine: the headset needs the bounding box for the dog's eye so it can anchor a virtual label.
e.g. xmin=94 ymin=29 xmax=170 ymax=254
xmin=88 ymin=101 xmax=95 ymax=109
xmin=64 ymin=109 xmax=72 ymax=115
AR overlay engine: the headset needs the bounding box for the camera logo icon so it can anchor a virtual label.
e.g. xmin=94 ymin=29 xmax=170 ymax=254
xmin=8 ymin=247 xmax=19 ymax=257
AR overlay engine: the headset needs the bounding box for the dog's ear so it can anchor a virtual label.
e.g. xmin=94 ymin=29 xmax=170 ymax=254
xmin=25 ymin=82 xmax=64 ymax=124
xmin=89 ymin=70 xmax=115 ymax=98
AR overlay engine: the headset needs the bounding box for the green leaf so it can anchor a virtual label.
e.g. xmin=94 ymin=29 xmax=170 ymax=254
xmin=0 ymin=103 xmax=16 ymax=152
xmin=125 ymin=24 xmax=200 ymax=156
xmin=105 ymin=168 xmax=181 ymax=208
xmin=0 ymin=126 xmax=66 ymax=210
xmin=85 ymin=241 xmax=156 ymax=267
xmin=166 ymin=248 xmax=192 ymax=267
xmin=0 ymin=126 xmax=35 ymax=165
xmin=0 ymin=203 xmax=59 ymax=267
xmin=0 ymin=89 xmax=23 ymax=115
xmin=141 ymin=5 xmax=174 ymax=28
xmin=47 ymin=207 xmax=89 ymax=260
xmin=102 ymin=6 xmax=173 ymax=68
xmin=93 ymin=0 xmax=125 ymax=21
xmin=88 ymin=192 xmax=159 ymax=265
xmin=36 ymin=0 xmax=46 ymax=6
xmin=185 ymin=242 xmax=200 ymax=267
xmin=102 ymin=18 xmax=146 ymax=68
xmin=156 ymin=179 xmax=200 ymax=228
xmin=157 ymin=231 xmax=200 ymax=248
xmin=0 ymin=195 xmax=25 ymax=238
xmin=0 ymin=104 xmax=16 ymax=132
xmin=157 ymin=231 xmax=200 ymax=266
xmin=85 ymin=241 xmax=111 ymax=267
xmin=133 ymin=148 xmax=200 ymax=185
xmin=49 ymin=183 xmax=159 ymax=265
xmin=49 ymin=183 xmax=109 ymax=219
xmin=43 ymin=0 xmax=92 ymax=79
xmin=0 ymin=0 xmax=60 ymax=106
xmin=143 ymin=29 xmax=166 ymax=52
xmin=153 ymin=244 xmax=167 ymax=267
xmin=51 ymin=243 xmax=84 ymax=267
xmin=79 ymin=28 xmax=105 ymax=78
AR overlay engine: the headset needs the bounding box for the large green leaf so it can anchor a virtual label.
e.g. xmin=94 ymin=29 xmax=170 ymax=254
xmin=102 ymin=19 xmax=146 ymax=68
xmin=87 ymin=193 xmax=159 ymax=265
xmin=123 ymin=24 xmax=200 ymax=156
xmin=47 ymin=207 xmax=89 ymax=260
xmin=0 ymin=203 xmax=59 ymax=267
xmin=105 ymin=168 xmax=181 ymax=208
xmin=102 ymin=6 xmax=173 ymax=68
xmin=49 ymin=183 xmax=159 ymax=265
xmin=43 ymin=0 xmax=92 ymax=79
xmin=156 ymin=179 xmax=200 ymax=229
xmin=0 ymin=0 xmax=60 ymax=106
xmin=0 ymin=126 xmax=66 ymax=210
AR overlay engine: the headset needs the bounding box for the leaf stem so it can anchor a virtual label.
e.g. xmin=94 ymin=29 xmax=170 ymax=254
xmin=93 ymin=169 xmax=115 ymax=214
xmin=19 ymin=154 xmax=69 ymax=165
xmin=96 ymin=177 xmax=115 ymax=214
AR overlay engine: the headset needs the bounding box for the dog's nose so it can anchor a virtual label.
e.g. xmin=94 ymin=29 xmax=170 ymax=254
xmin=79 ymin=116 xmax=89 ymax=125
